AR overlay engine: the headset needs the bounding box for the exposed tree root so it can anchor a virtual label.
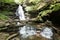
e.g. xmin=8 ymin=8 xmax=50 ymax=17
xmin=6 ymin=33 xmax=18 ymax=40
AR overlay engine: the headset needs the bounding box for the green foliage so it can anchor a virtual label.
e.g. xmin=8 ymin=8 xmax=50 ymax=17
xmin=25 ymin=2 xmax=47 ymax=11
xmin=25 ymin=6 xmax=36 ymax=11
xmin=50 ymin=3 xmax=60 ymax=11
xmin=0 ymin=0 xmax=24 ymax=4
xmin=0 ymin=11 xmax=13 ymax=21
xmin=36 ymin=2 xmax=60 ymax=21
xmin=39 ymin=10 xmax=52 ymax=17
xmin=14 ymin=0 xmax=24 ymax=4
xmin=0 ymin=14 xmax=8 ymax=20
xmin=1 ymin=11 xmax=14 ymax=16
xmin=29 ymin=0 xmax=41 ymax=4
xmin=39 ymin=3 xmax=60 ymax=17
xmin=0 ymin=0 xmax=14 ymax=3
xmin=0 ymin=0 xmax=60 ymax=21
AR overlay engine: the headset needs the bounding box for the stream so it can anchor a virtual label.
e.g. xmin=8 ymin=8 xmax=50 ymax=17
xmin=15 ymin=5 xmax=54 ymax=40
xmin=0 ymin=0 xmax=60 ymax=40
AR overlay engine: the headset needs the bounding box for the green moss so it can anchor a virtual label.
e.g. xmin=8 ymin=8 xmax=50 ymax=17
xmin=49 ymin=3 xmax=60 ymax=11
xmin=39 ymin=10 xmax=53 ymax=17
xmin=52 ymin=3 xmax=60 ymax=11
xmin=0 ymin=11 xmax=13 ymax=21
xmin=35 ymin=2 xmax=60 ymax=21
xmin=1 ymin=11 xmax=14 ymax=15
xmin=0 ymin=14 xmax=9 ymax=20
xmin=0 ymin=0 xmax=24 ymax=4
xmin=0 ymin=0 xmax=15 ymax=4
xmin=29 ymin=0 xmax=41 ymax=4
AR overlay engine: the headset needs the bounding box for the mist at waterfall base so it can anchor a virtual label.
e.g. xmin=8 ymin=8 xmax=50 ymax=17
xmin=19 ymin=25 xmax=53 ymax=39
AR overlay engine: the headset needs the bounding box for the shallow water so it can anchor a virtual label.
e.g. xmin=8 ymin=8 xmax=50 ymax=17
xmin=19 ymin=24 xmax=53 ymax=40
xmin=19 ymin=24 xmax=36 ymax=38
xmin=40 ymin=27 xmax=53 ymax=39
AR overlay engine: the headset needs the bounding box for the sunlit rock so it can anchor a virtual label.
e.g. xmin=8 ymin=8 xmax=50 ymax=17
xmin=14 ymin=0 xmax=24 ymax=4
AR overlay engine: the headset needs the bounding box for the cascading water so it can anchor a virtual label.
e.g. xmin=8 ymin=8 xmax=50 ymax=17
xmin=19 ymin=25 xmax=53 ymax=40
xmin=18 ymin=24 xmax=37 ymax=40
xmin=40 ymin=27 xmax=53 ymax=39
xmin=19 ymin=24 xmax=36 ymax=38
xmin=15 ymin=5 xmax=26 ymax=21
xmin=14 ymin=1 xmax=53 ymax=40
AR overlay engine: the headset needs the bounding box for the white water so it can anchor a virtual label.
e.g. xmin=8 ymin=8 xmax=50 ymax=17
xmin=40 ymin=27 xmax=53 ymax=39
xmin=19 ymin=25 xmax=53 ymax=39
xmin=19 ymin=25 xmax=36 ymax=38
xmin=15 ymin=5 xmax=26 ymax=21
xmin=16 ymin=22 xmax=20 ymax=26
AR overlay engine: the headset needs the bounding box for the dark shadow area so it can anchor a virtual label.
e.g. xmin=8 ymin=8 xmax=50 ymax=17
xmin=47 ymin=10 xmax=60 ymax=30
xmin=0 ymin=2 xmax=18 ymax=12
xmin=49 ymin=10 xmax=60 ymax=25
xmin=42 ymin=10 xmax=60 ymax=31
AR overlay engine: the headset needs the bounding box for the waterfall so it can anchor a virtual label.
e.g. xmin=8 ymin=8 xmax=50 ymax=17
xmin=15 ymin=5 xmax=26 ymax=21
